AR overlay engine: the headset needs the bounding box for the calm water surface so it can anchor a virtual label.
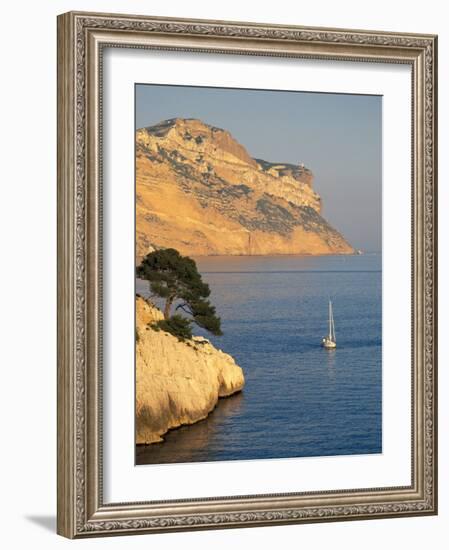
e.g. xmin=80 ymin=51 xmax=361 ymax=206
xmin=136 ymin=254 xmax=382 ymax=465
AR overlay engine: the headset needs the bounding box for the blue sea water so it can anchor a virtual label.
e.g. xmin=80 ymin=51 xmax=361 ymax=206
xmin=136 ymin=254 xmax=382 ymax=465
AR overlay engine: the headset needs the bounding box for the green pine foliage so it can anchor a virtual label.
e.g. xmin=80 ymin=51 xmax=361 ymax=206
xmin=153 ymin=315 xmax=193 ymax=341
xmin=137 ymin=248 xmax=223 ymax=340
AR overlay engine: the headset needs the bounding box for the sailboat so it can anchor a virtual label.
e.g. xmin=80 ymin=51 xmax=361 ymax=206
xmin=322 ymin=300 xmax=337 ymax=349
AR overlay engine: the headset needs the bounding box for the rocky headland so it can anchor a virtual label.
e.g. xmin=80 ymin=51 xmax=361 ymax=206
xmin=136 ymin=117 xmax=354 ymax=259
xmin=136 ymin=296 xmax=245 ymax=445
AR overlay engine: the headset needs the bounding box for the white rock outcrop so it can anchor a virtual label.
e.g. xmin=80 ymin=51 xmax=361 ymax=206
xmin=136 ymin=297 xmax=245 ymax=444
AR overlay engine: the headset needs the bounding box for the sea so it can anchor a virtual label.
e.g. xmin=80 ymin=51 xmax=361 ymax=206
xmin=136 ymin=253 xmax=382 ymax=465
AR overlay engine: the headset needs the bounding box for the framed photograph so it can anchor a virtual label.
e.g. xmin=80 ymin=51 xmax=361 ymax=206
xmin=57 ymin=11 xmax=438 ymax=538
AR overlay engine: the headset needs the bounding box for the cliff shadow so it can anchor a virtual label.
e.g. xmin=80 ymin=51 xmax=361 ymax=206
xmin=136 ymin=390 xmax=245 ymax=465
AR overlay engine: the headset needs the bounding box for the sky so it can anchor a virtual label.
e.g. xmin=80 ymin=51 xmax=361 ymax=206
xmin=136 ymin=84 xmax=382 ymax=252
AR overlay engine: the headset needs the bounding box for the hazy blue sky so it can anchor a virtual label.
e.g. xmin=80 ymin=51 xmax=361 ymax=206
xmin=136 ymin=84 xmax=382 ymax=252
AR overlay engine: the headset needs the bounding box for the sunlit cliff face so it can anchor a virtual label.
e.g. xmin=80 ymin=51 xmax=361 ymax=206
xmin=136 ymin=118 xmax=354 ymax=258
xmin=136 ymin=297 xmax=245 ymax=445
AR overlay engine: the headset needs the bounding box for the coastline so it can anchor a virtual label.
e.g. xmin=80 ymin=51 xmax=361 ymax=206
xmin=135 ymin=297 xmax=245 ymax=445
xmin=136 ymin=254 xmax=382 ymax=464
xmin=136 ymin=389 xmax=243 ymax=451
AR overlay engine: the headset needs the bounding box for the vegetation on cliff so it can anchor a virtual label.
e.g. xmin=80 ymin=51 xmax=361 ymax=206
xmin=137 ymin=248 xmax=222 ymax=339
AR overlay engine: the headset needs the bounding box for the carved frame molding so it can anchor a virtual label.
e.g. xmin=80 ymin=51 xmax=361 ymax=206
xmin=57 ymin=11 xmax=437 ymax=538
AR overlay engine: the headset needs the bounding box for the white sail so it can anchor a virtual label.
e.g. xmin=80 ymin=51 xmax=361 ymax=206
xmin=330 ymin=301 xmax=336 ymax=342
xmin=322 ymin=300 xmax=336 ymax=348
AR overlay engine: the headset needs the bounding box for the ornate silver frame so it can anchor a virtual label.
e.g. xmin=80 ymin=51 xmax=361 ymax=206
xmin=57 ymin=11 xmax=438 ymax=538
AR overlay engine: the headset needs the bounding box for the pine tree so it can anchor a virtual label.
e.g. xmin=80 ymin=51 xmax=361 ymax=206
xmin=137 ymin=248 xmax=222 ymax=339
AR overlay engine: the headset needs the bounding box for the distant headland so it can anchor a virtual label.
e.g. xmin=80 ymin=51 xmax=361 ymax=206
xmin=136 ymin=117 xmax=354 ymax=258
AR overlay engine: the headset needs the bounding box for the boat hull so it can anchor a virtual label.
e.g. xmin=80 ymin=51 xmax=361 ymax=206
xmin=322 ymin=337 xmax=336 ymax=349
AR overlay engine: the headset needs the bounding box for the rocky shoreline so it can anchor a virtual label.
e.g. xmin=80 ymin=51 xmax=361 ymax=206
xmin=136 ymin=296 xmax=245 ymax=444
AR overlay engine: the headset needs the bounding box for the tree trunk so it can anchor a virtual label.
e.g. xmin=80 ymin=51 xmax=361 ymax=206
xmin=164 ymin=296 xmax=174 ymax=320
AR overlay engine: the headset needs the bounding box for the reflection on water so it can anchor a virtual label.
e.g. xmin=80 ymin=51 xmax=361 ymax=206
xmin=137 ymin=392 xmax=245 ymax=464
xmin=325 ymin=349 xmax=337 ymax=380
xmin=136 ymin=254 xmax=382 ymax=465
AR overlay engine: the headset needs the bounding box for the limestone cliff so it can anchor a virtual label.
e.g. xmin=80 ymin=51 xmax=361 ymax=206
xmin=136 ymin=296 xmax=245 ymax=444
xmin=136 ymin=117 xmax=354 ymax=258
